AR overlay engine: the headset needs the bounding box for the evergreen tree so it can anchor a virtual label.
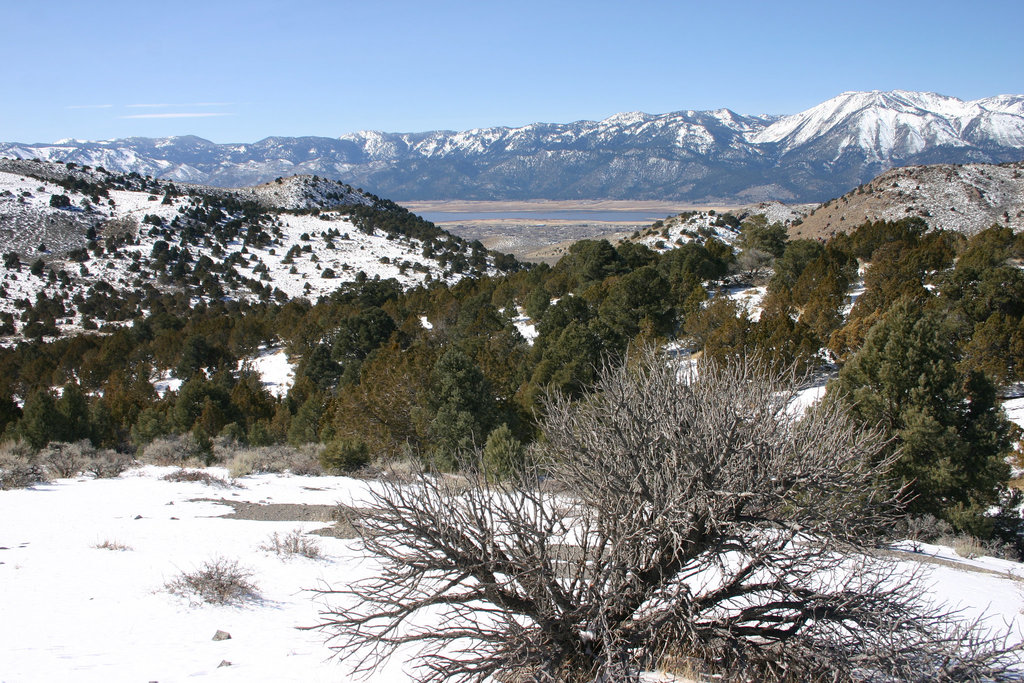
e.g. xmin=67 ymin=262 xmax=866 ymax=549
xmin=0 ymin=394 xmax=23 ymax=437
xmin=18 ymin=389 xmax=62 ymax=449
xmin=831 ymin=299 xmax=1012 ymax=535
xmin=597 ymin=266 xmax=673 ymax=344
xmin=482 ymin=423 xmax=525 ymax=481
xmin=287 ymin=395 xmax=324 ymax=446
xmin=428 ymin=347 xmax=495 ymax=464
xmin=56 ymin=382 xmax=91 ymax=443
xmin=738 ymin=215 xmax=788 ymax=258
xmin=298 ymin=344 xmax=342 ymax=390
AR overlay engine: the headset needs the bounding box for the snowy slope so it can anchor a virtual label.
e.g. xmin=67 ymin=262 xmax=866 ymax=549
xmin=791 ymin=160 xmax=1024 ymax=240
xmin=0 ymin=160 xmax=504 ymax=341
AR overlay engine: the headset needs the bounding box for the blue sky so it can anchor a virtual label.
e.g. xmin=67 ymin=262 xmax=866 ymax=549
xmin=2 ymin=0 xmax=1021 ymax=144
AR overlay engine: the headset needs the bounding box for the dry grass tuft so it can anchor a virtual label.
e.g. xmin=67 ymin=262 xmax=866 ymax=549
xmin=260 ymin=529 xmax=323 ymax=560
xmin=93 ymin=539 xmax=132 ymax=551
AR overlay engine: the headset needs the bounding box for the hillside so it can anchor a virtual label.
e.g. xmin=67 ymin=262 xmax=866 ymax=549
xmin=2 ymin=91 xmax=1022 ymax=203
xmin=790 ymin=161 xmax=1024 ymax=240
xmin=0 ymin=159 xmax=516 ymax=341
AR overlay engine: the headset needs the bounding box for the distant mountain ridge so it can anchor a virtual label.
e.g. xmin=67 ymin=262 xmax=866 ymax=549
xmin=3 ymin=91 xmax=1023 ymax=203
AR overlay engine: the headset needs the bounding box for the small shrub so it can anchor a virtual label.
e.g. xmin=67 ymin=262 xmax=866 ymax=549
xmin=93 ymin=539 xmax=132 ymax=551
xmin=39 ymin=441 xmax=86 ymax=478
xmin=141 ymin=433 xmax=211 ymax=466
xmin=903 ymin=513 xmax=954 ymax=543
xmin=227 ymin=444 xmax=323 ymax=478
xmin=260 ymin=530 xmax=323 ymax=560
xmin=88 ymin=450 xmax=133 ymax=479
xmin=319 ymin=438 xmax=369 ymax=473
xmin=227 ymin=449 xmax=261 ymax=478
xmin=0 ymin=441 xmax=47 ymax=490
xmin=38 ymin=441 xmax=130 ymax=479
xmin=141 ymin=436 xmax=187 ymax=465
xmin=165 ymin=557 xmax=258 ymax=605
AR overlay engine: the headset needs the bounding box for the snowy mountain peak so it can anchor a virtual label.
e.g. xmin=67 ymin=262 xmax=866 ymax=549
xmin=601 ymin=111 xmax=650 ymax=127
xmin=747 ymin=91 xmax=1024 ymax=159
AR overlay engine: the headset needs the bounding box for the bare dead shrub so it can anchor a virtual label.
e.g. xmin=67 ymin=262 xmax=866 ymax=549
xmin=0 ymin=441 xmax=48 ymax=489
xmin=165 ymin=557 xmax=259 ymax=605
xmin=88 ymin=449 xmax=133 ymax=478
xmin=314 ymin=349 xmax=1022 ymax=682
xmin=904 ymin=513 xmax=955 ymax=545
xmin=161 ymin=468 xmax=233 ymax=488
xmin=260 ymin=529 xmax=323 ymax=560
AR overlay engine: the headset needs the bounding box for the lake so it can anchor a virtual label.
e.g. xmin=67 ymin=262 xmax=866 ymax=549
xmin=419 ymin=210 xmax=676 ymax=223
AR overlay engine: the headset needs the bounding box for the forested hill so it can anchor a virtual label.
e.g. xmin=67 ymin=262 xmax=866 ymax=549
xmin=0 ymin=158 xmax=519 ymax=340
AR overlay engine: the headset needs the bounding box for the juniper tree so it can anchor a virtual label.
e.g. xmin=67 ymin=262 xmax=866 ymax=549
xmin=831 ymin=298 xmax=1013 ymax=536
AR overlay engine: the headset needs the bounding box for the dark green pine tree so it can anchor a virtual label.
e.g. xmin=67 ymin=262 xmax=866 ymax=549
xmin=56 ymin=382 xmax=92 ymax=443
xmin=830 ymin=298 xmax=1013 ymax=535
xmin=0 ymin=394 xmax=22 ymax=438
xmin=18 ymin=389 xmax=63 ymax=449
xmin=428 ymin=347 xmax=495 ymax=465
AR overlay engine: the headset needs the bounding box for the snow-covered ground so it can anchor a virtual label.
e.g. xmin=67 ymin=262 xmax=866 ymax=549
xmin=0 ymin=466 xmax=390 ymax=683
xmin=724 ymin=284 xmax=767 ymax=321
xmin=630 ymin=210 xmax=742 ymax=253
xmin=510 ymin=308 xmax=538 ymax=345
xmin=1 ymin=466 xmax=1022 ymax=682
xmin=1004 ymin=396 xmax=1024 ymax=430
xmin=238 ymin=347 xmax=295 ymax=399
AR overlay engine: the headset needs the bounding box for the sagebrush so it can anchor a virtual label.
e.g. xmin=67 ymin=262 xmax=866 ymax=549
xmin=165 ymin=557 xmax=259 ymax=605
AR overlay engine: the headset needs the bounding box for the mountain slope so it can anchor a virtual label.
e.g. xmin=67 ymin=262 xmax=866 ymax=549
xmin=789 ymin=160 xmax=1024 ymax=240
xmin=4 ymin=91 xmax=1022 ymax=203
xmin=0 ymin=159 xmax=515 ymax=341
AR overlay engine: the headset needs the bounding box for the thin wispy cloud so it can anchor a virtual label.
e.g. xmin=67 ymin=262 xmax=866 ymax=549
xmin=127 ymin=102 xmax=232 ymax=109
xmin=66 ymin=104 xmax=113 ymax=110
xmin=120 ymin=112 xmax=233 ymax=119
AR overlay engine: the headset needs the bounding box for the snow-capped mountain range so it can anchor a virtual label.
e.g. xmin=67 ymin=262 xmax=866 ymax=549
xmin=3 ymin=91 xmax=1022 ymax=203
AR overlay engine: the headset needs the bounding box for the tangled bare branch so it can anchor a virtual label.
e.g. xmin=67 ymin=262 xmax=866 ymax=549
xmin=314 ymin=349 xmax=1021 ymax=682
